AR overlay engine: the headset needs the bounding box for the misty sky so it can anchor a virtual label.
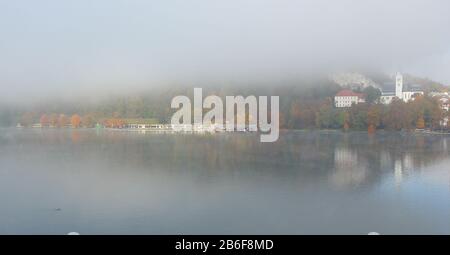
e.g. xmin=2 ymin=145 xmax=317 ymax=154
xmin=1 ymin=0 xmax=450 ymax=102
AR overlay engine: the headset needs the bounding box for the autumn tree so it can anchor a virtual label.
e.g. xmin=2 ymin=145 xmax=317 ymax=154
xmin=382 ymin=99 xmax=412 ymax=130
xmin=70 ymin=114 xmax=81 ymax=128
xmin=57 ymin=114 xmax=69 ymax=128
xmin=49 ymin=113 xmax=58 ymax=127
xmin=40 ymin=114 xmax=50 ymax=127
xmin=416 ymin=115 xmax=425 ymax=129
xmin=104 ymin=118 xmax=125 ymax=128
xmin=81 ymin=114 xmax=96 ymax=128
xmin=367 ymin=105 xmax=382 ymax=133
xmin=410 ymin=95 xmax=443 ymax=129
xmin=343 ymin=111 xmax=350 ymax=131
xmin=293 ymin=104 xmax=318 ymax=129
xmin=428 ymin=100 xmax=443 ymax=129
xmin=289 ymin=101 xmax=302 ymax=128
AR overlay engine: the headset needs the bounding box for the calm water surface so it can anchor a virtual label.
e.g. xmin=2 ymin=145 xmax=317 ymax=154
xmin=0 ymin=128 xmax=449 ymax=234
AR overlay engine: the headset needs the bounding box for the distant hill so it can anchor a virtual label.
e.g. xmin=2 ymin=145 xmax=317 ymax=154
xmin=0 ymin=72 xmax=447 ymax=127
xmin=330 ymin=72 xmax=381 ymax=89
xmin=401 ymin=74 xmax=448 ymax=93
xmin=331 ymin=71 xmax=448 ymax=93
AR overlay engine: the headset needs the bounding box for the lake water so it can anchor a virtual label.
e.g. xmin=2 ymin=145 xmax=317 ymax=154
xmin=0 ymin=128 xmax=449 ymax=234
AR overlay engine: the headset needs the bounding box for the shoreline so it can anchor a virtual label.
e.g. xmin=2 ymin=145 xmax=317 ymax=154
xmin=9 ymin=126 xmax=450 ymax=135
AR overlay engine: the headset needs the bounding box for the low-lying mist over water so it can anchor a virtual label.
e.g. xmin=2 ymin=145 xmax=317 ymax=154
xmin=1 ymin=0 xmax=450 ymax=103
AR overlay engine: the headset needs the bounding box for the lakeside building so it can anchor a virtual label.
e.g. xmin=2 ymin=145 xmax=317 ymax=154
xmin=123 ymin=119 xmax=220 ymax=132
xmin=29 ymin=123 xmax=71 ymax=128
xmin=334 ymin=89 xmax=366 ymax=108
xmin=380 ymin=72 xmax=424 ymax=104
xmin=429 ymin=92 xmax=449 ymax=127
xmin=438 ymin=97 xmax=449 ymax=112
xmin=124 ymin=118 xmax=160 ymax=129
xmin=429 ymin=92 xmax=449 ymax=111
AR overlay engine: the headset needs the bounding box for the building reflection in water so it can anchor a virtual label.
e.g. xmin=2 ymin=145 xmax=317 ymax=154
xmin=9 ymin=129 xmax=449 ymax=193
xmin=394 ymin=159 xmax=403 ymax=187
xmin=394 ymin=154 xmax=415 ymax=187
xmin=329 ymin=134 xmax=449 ymax=190
xmin=331 ymin=146 xmax=368 ymax=188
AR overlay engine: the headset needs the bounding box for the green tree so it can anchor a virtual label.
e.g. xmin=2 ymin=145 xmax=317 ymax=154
xmin=315 ymin=100 xmax=335 ymax=129
xmin=363 ymin=86 xmax=382 ymax=104
xmin=349 ymin=104 xmax=369 ymax=130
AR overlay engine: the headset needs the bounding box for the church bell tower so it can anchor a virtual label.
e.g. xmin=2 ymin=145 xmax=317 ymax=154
xmin=395 ymin=72 xmax=403 ymax=99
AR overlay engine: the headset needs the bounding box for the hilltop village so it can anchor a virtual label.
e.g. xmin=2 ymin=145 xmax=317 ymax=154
xmin=332 ymin=72 xmax=448 ymax=132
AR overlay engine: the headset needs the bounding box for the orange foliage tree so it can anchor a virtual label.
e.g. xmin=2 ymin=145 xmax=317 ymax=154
xmin=342 ymin=111 xmax=350 ymax=131
xmin=104 ymin=118 xmax=125 ymax=128
xmin=70 ymin=114 xmax=81 ymax=128
xmin=367 ymin=105 xmax=381 ymax=133
xmin=416 ymin=115 xmax=425 ymax=129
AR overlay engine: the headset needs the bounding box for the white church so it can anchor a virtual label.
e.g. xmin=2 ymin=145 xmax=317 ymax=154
xmin=379 ymin=72 xmax=424 ymax=104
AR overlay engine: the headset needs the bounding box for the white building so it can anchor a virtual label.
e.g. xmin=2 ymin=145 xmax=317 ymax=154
xmin=429 ymin=92 xmax=449 ymax=127
xmin=334 ymin=89 xmax=366 ymax=108
xmin=380 ymin=72 xmax=424 ymax=104
xmin=429 ymin=92 xmax=449 ymax=111
xmin=439 ymin=97 xmax=449 ymax=112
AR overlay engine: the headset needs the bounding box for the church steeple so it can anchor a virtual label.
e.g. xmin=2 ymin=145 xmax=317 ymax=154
xmin=395 ymin=72 xmax=403 ymax=98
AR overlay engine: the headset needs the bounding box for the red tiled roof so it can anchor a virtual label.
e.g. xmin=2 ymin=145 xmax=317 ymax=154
xmin=335 ymin=89 xmax=365 ymax=99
